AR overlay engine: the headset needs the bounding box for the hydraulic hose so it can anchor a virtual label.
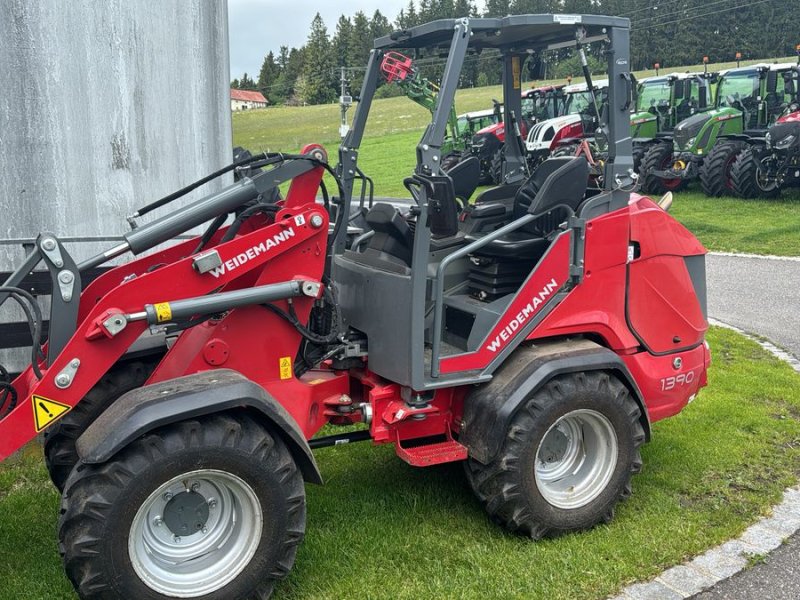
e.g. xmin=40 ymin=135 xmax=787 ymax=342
xmin=0 ymin=286 xmax=44 ymax=381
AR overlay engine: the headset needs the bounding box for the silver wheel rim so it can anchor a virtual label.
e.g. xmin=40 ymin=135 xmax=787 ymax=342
xmin=534 ymin=409 xmax=619 ymax=509
xmin=129 ymin=469 xmax=263 ymax=597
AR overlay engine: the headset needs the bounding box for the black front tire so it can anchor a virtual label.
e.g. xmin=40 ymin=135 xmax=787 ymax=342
xmin=465 ymin=372 xmax=644 ymax=539
xmin=44 ymin=360 xmax=156 ymax=492
xmin=640 ymin=143 xmax=687 ymax=194
xmin=730 ymin=146 xmax=780 ymax=199
xmin=58 ymin=412 xmax=306 ymax=600
xmin=700 ymin=141 xmax=746 ymax=197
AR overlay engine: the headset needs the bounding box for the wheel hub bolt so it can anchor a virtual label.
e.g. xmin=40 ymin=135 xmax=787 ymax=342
xmin=153 ymin=516 xmax=163 ymax=527
xmin=173 ymin=535 xmax=181 ymax=543
xmin=201 ymin=527 xmax=208 ymax=534
xmin=208 ymin=498 xmax=217 ymax=509
xmin=163 ymin=492 xmax=173 ymax=502
xmin=191 ymin=482 xmax=201 ymax=492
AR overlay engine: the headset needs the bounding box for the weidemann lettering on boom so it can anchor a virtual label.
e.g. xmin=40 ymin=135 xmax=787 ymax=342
xmin=486 ymin=277 xmax=559 ymax=353
xmin=208 ymin=228 xmax=296 ymax=278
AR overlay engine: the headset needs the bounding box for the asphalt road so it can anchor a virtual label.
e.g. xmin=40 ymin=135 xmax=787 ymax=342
xmin=706 ymin=254 xmax=800 ymax=358
xmin=692 ymin=253 xmax=800 ymax=600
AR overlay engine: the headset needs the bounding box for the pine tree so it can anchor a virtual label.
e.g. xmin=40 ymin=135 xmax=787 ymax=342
xmin=332 ymin=16 xmax=353 ymax=69
xmin=231 ymin=78 xmax=240 ymax=89
xmin=257 ymin=51 xmax=279 ymax=100
xmin=239 ymin=73 xmax=256 ymax=90
xmin=348 ymin=11 xmax=373 ymax=92
xmin=370 ymin=10 xmax=392 ymax=40
xmin=301 ymin=14 xmax=335 ymax=105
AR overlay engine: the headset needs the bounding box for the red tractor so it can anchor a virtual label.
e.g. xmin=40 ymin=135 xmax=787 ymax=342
xmin=0 ymin=15 xmax=709 ymax=600
xmin=470 ymin=85 xmax=565 ymax=183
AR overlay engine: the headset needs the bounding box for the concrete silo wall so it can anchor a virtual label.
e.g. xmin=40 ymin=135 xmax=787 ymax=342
xmin=0 ymin=0 xmax=232 ymax=369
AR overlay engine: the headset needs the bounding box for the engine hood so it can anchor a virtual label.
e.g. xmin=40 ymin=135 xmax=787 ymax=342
xmin=630 ymin=111 xmax=657 ymax=125
xmin=526 ymin=113 xmax=581 ymax=144
xmin=778 ymin=110 xmax=800 ymax=124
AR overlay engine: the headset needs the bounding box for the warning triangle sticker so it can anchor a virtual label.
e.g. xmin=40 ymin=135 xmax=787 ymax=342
xmin=32 ymin=395 xmax=71 ymax=432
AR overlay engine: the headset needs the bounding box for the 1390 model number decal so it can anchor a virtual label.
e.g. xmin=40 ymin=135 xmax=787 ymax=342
xmin=660 ymin=369 xmax=696 ymax=391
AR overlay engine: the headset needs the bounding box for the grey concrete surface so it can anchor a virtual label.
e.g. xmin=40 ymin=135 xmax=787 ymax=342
xmin=613 ymin=253 xmax=800 ymax=600
xmin=706 ymin=254 xmax=800 ymax=358
xmin=693 ymin=254 xmax=800 ymax=599
xmin=691 ymin=533 xmax=800 ymax=599
xmin=0 ymin=0 xmax=231 ymax=370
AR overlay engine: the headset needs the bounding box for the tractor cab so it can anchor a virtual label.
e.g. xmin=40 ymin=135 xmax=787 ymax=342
xmin=334 ymin=16 xmax=647 ymax=391
xmin=526 ymin=79 xmax=609 ymax=163
xmin=522 ymin=84 xmax=565 ymax=123
xmin=631 ymin=71 xmax=716 ymax=140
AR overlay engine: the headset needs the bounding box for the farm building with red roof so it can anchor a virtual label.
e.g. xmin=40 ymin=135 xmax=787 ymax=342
xmin=231 ymin=89 xmax=268 ymax=111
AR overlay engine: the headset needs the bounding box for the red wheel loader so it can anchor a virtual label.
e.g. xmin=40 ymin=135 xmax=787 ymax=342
xmin=0 ymin=14 xmax=710 ymax=599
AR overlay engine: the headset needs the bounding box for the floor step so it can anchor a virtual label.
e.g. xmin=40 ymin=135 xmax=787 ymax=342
xmin=395 ymin=440 xmax=468 ymax=467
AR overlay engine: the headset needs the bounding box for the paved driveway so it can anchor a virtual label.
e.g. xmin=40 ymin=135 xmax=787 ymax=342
xmin=692 ymin=253 xmax=800 ymax=599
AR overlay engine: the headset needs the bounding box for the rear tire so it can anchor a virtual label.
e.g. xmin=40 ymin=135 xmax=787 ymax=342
xmin=58 ymin=412 xmax=305 ymax=600
xmin=465 ymin=371 xmax=644 ymax=538
xmin=441 ymin=151 xmax=462 ymax=173
xmin=700 ymin=141 xmax=745 ymax=197
xmin=632 ymin=145 xmax=646 ymax=175
xmin=641 ymin=143 xmax=687 ymax=194
xmin=44 ymin=360 xmax=156 ymax=492
xmin=490 ymin=150 xmax=504 ymax=185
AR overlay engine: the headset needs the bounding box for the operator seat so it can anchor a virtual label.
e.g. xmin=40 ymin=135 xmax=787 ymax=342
xmin=465 ymin=157 xmax=590 ymax=259
xmin=446 ymin=156 xmax=481 ymax=205
xmin=464 ymin=157 xmax=590 ymax=300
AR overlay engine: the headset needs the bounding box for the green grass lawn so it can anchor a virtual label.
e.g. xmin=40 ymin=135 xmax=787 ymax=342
xmin=1 ymin=328 xmax=799 ymax=599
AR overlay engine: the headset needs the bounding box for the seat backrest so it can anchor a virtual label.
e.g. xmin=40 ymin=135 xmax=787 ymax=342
xmin=513 ymin=157 xmax=574 ymax=219
xmin=446 ymin=156 xmax=481 ymax=203
xmin=526 ymin=157 xmax=590 ymax=217
xmin=364 ymin=202 xmax=414 ymax=265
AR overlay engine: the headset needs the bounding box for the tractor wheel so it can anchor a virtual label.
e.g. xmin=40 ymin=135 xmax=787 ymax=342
xmin=465 ymin=371 xmax=644 ymax=539
xmin=44 ymin=360 xmax=156 ymax=492
xmin=640 ymin=143 xmax=687 ymax=195
xmin=632 ymin=145 xmax=646 ymax=175
xmin=59 ymin=412 xmax=305 ymax=600
xmin=730 ymin=146 xmax=781 ymax=199
xmin=441 ymin=151 xmax=462 ymax=173
xmin=700 ymin=141 xmax=745 ymax=197
xmin=552 ymin=143 xmax=579 ymax=158
xmin=490 ymin=151 xmax=504 ymax=185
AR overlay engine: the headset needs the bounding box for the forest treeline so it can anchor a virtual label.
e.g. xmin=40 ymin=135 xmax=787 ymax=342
xmin=230 ymin=0 xmax=798 ymax=106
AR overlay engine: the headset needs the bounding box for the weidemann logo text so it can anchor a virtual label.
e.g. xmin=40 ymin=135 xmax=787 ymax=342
xmin=486 ymin=277 xmax=559 ymax=352
xmin=208 ymin=228 xmax=296 ymax=278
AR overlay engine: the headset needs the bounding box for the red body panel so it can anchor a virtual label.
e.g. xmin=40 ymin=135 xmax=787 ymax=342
xmin=529 ymin=208 xmax=637 ymax=350
xmin=777 ymin=110 xmax=800 ymax=124
xmin=0 ymin=170 xmax=332 ymax=460
xmin=0 ymin=170 xmax=710 ymax=464
xmin=439 ymin=233 xmax=572 ymax=374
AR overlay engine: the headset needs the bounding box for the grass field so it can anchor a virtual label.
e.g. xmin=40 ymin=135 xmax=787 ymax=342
xmin=1 ymin=328 xmax=799 ymax=599
xmin=233 ymin=54 xmax=800 ymax=257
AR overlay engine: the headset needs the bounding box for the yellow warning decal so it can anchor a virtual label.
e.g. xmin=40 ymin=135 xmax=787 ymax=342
xmin=512 ymin=56 xmax=521 ymax=90
xmin=32 ymin=395 xmax=72 ymax=432
xmin=279 ymin=356 xmax=293 ymax=380
xmin=153 ymin=302 xmax=172 ymax=323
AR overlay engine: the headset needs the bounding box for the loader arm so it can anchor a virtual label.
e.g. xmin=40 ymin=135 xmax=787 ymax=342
xmin=0 ymin=158 xmax=332 ymax=460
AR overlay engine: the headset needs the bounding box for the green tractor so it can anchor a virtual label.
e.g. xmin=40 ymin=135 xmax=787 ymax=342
xmin=640 ymin=63 xmax=798 ymax=195
xmin=631 ymin=71 xmax=716 ymax=173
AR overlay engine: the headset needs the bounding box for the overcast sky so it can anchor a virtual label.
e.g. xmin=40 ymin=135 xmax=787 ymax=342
xmin=227 ymin=0 xmax=485 ymax=79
